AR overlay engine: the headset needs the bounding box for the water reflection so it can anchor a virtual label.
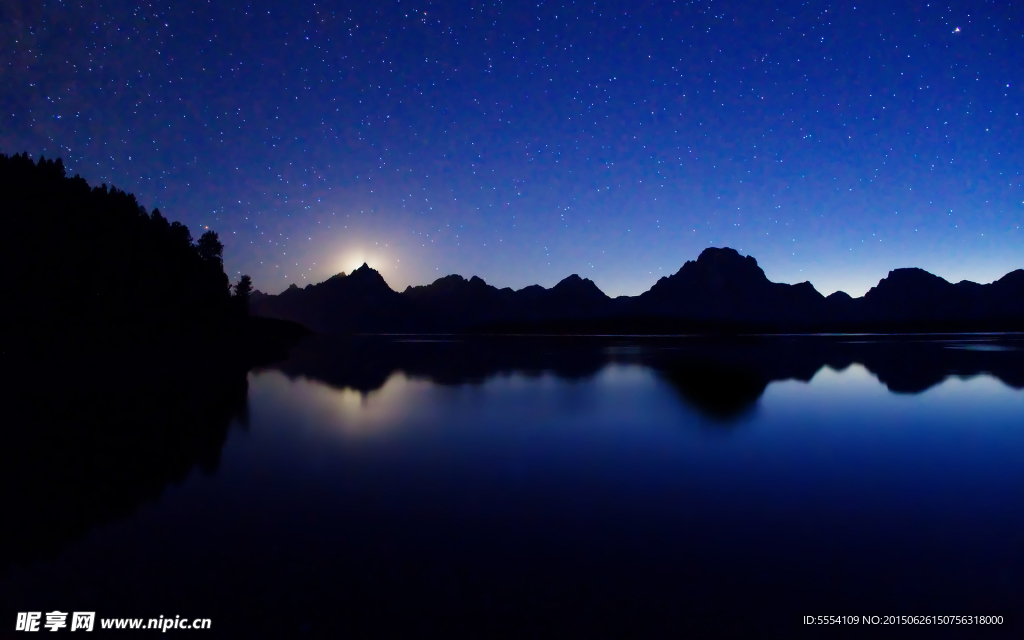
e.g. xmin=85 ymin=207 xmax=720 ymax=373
xmin=0 ymin=348 xmax=251 ymax=571
xmin=9 ymin=332 xmax=1022 ymax=567
xmin=264 ymin=334 xmax=1024 ymax=421
xmin=3 ymin=334 xmax=1023 ymax=637
xmin=658 ymin=362 xmax=768 ymax=421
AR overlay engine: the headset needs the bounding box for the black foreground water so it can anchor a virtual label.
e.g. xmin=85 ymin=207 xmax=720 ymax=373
xmin=3 ymin=334 xmax=1023 ymax=638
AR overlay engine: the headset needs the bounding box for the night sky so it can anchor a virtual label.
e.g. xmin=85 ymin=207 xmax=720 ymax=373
xmin=4 ymin=0 xmax=1022 ymax=296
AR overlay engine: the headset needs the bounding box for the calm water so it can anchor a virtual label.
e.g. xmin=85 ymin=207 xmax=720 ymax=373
xmin=3 ymin=335 xmax=1023 ymax=637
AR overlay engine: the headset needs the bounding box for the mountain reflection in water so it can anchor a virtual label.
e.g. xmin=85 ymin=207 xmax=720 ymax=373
xmin=265 ymin=333 xmax=1024 ymax=420
xmin=3 ymin=334 xmax=1023 ymax=638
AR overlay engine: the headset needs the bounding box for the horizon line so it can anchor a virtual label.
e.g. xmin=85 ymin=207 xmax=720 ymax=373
xmin=256 ymin=249 xmax=1023 ymax=300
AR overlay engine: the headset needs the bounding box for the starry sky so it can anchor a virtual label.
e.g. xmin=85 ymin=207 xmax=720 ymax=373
xmin=3 ymin=0 xmax=1022 ymax=296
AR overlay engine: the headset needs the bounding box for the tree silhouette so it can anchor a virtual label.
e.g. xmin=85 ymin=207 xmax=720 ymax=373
xmin=234 ymin=275 xmax=253 ymax=301
xmin=231 ymin=274 xmax=253 ymax=317
xmin=0 ymin=152 xmax=240 ymax=352
xmin=197 ymin=230 xmax=224 ymax=265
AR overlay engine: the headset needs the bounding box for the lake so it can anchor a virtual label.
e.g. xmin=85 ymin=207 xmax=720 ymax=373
xmin=3 ymin=334 xmax=1023 ymax=637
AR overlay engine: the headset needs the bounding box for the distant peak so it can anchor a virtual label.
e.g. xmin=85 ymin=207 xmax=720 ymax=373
xmin=879 ymin=267 xmax=948 ymax=285
xmin=676 ymin=247 xmax=765 ymax=282
xmin=552 ymin=273 xmax=608 ymax=299
xmin=433 ymin=274 xmax=467 ymax=284
xmin=695 ymin=246 xmax=757 ymax=267
xmin=888 ymin=267 xmax=934 ymax=277
xmin=342 ymin=263 xmax=391 ymax=290
xmin=518 ymin=284 xmax=545 ymax=293
xmin=553 ymin=273 xmax=596 ymax=289
xmin=349 ymin=263 xmax=384 ymax=279
xmin=645 ymin=246 xmax=770 ymax=299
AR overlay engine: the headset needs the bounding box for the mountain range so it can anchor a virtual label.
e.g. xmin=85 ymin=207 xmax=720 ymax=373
xmin=249 ymin=247 xmax=1024 ymax=334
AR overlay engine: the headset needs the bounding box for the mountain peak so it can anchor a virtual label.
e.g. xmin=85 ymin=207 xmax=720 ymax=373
xmin=347 ymin=263 xmax=387 ymax=281
xmin=636 ymin=246 xmax=818 ymax=322
xmin=553 ymin=274 xmax=585 ymax=289
xmin=665 ymin=246 xmax=768 ymax=290
xmin=868 ymin=268 xmax=951 ymax=296
xmin=696 ymin=246 xmax=750 ymax=263
xmin=692 ymin=247 xmax=761 ymax=273
xmin=431 ymin=274 xmax=467 ymax=286
xmin=885 ymin=267 xmax=945 ymax=281
xmin=551 ymin=273 xmax=609 ymax=300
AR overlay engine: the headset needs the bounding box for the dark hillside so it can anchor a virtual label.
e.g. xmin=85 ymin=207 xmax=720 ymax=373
xmin=0 ymin=152 xmax=234 ymax=353
xmin=0 ymin=152 xmax=308 ymax=356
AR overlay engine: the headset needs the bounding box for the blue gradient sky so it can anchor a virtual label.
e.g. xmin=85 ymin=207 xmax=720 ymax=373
xmin=4 ymin=0 xmax=1021 ymax=296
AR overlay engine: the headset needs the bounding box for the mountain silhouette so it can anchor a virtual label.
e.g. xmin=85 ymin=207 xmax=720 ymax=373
xmin=256 ymin=266 xmax=618 ymax=333
xmin=251 ymin=247 xmax=1024 ymax=334
xmin=402 ymin=273 xmax=517 ymax=330
xmin=856 ymin=267 xmax=1024 ymax=328
xmin=253 ymin=263 xmax=414 ymax=333
xmin=630 ymin=247 xmax=828 ymax=325
xmin=549 ymin=274 xmax=611 ymax=308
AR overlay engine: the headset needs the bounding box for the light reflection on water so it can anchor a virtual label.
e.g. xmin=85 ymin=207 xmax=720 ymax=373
xmin=3 ymin=337 xmax=1024 ymax=637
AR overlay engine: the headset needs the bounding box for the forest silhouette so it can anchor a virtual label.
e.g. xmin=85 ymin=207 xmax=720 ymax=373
xmin=0 ymin=153 xmax=306 ymax=569
xmin=0 ymin=152 xmax=254 ymax=353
